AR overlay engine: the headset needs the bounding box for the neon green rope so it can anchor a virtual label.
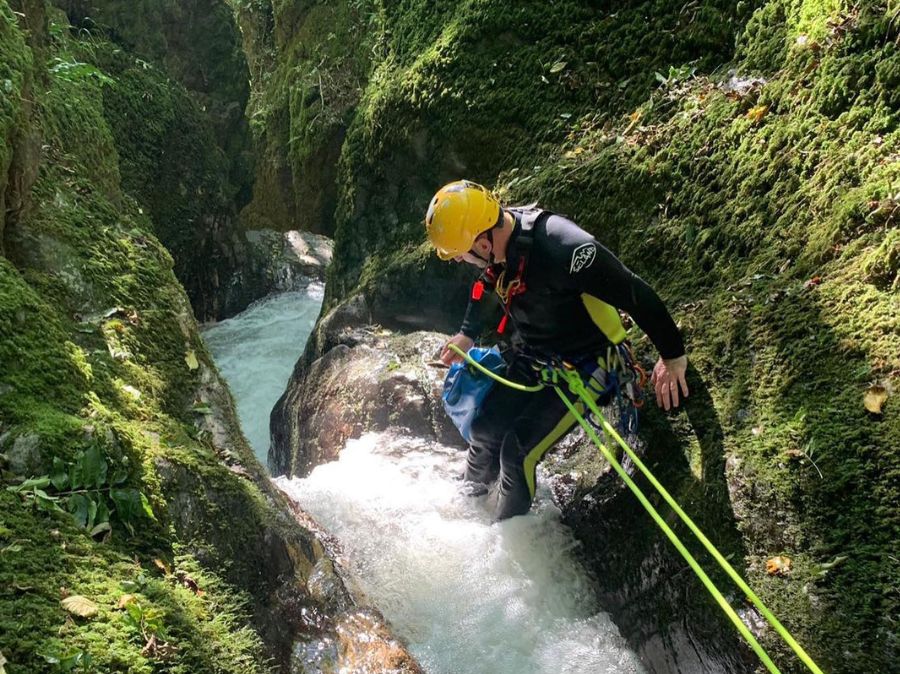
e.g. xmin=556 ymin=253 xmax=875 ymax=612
xmin=562 ymin=371 xmax=824 ymax=674
xmin=553 ymin=387 xmax=780 ymax=673
xmin=447 ymin=343 xmax=825 ymax=674
xmin=447 ymin=344 xmax=543 ymax=392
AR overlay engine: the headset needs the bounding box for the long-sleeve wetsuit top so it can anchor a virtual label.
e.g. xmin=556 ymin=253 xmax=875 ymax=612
xmin=459 ymin=210 xmax=685 ymax=360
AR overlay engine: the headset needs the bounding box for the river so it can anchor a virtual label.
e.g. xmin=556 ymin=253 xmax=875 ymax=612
xmin=203 ymin=288 xmax=644 ymax=674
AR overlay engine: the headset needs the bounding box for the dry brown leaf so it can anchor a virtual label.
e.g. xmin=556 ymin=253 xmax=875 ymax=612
xmin=746 ymin=105 xmax=768 ymax=123
xmin=153 ymin=558 xmax=172 ymax=575
xmin=117 ymin=593 xmax=137 ymax=609
xmin=765 ymin=555 xmax=792 ymax=577
xmin=61 ymin=595 xmax=99 ymax=618
xmin=864 ymin=385 xmax=888 ymax=414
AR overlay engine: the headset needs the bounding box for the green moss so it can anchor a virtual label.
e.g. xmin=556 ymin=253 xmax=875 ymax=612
xmin=0 ymin=0 xmax=31 ymax=242
xmin=0 ymin=3 xmax=313 ymax=669
xmin=483 ymin=1 xmax=897 ymax=669
xmin=311 ymin=0 xmax=897 ymax=669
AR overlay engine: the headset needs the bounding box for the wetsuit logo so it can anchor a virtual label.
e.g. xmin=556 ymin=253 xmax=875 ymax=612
xmin=570 ymin=243 xmax=596 ymax=273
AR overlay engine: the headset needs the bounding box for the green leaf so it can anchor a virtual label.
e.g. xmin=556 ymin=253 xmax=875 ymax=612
xmin=96 ymin=497 xmax=110 ymax=527
xmin=125 ymin=600 xmax=143 ymax=626
xmin=8 ymin=476 xmax=51 ymax=492
xmin=50 ymin=58 xmax=115 ymax=86
xmin=68 ymin=494 xmax=92 ymax=528
xmin=140 ymin=492 xmax=155 ymax=520
xmin=111 ymin=489 xmax=143 ymax=522
xmin=50 ymin=458 xmax=69 ymax=490
xmin=78 ymin=446 xmax=108 ymax=489
xmin=86 ymin=495 xmax=98 ymax=530
xmin=90 ymin=521 xmax=111 ymax=537
xmin=549 ymin=60 xmax=567 ymax=73
xmin=69 ymin=452 xmax=84 ymax=490
xmin=33 ymin=489 xmax=64 ymax=513
xmin=110 ymin=466 xmax=129 ymax=485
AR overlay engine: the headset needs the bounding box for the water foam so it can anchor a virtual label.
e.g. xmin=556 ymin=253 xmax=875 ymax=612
xmin=276 ymin=433 xmax=643 ymax=674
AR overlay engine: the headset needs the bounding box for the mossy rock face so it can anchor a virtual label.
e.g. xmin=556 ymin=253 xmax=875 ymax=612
xmin=271 ymin=0 xmax=898 ymax=671
xmin=53 ymin=0 xmax=254 ymax=204
xmin=0 ymin=5 xmax=415 ymax=672
xmin=234 ymin=0 xmax=376 ymax=236
xmin=41 ymin=0 xmax=263 ymax=321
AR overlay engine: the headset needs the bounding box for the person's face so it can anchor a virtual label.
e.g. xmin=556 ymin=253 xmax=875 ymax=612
xmin=453 ymin=233 xmax=491 ymax=268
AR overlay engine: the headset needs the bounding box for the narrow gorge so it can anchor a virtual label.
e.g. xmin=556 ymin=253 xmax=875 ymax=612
xmin=1 ymin=1 xmax=897 ymax=673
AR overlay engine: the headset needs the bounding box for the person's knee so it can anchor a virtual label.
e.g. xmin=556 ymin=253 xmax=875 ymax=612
xmin=469 ymin=415 xmax=500 ymax=450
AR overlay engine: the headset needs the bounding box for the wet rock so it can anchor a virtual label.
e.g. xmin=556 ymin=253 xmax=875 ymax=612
xmin=244 ymin=228 xmax=333 ymax=287
xmin=270 ymin=325 xmax=462 ymax=477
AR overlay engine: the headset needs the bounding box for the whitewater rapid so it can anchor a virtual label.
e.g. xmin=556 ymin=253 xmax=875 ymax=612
xmin=203 ymin=288 xmax=644 ymax=673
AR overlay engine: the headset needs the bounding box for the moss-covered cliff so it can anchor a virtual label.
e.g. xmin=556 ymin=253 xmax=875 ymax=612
xmin=42 ymin=0 xmax=268 ymax=321
xmin=0 ymin=4 xmax=417 ymax=672
xmin=264 ymin=0 xmax=898 ymax=671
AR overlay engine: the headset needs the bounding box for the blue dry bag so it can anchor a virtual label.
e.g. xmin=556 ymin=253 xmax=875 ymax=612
xmin=442 ymin=346 xmax=506 ymax=443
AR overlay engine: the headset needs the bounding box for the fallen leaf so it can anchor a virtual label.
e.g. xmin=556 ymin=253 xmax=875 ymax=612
xmin=864 ymin=385 xmax=888 ymax=414
xmin=804 ymin=275 xmax=822 ymax=289
xmin=61 ymin=595 xmax=99 ymax=618
xmin=766 ymin=555 xmax=792 ymax=577
xmin=153 ymin=558 xmax=171 ymax=575
xmin=176 ymin=571 xmax=204 ymax=596
xmin=117 ymin=593 xmax=137 ymax=609
xmin=746 ymin=105 xmax=769 ymax=123
xmin=184 ymin=350 xmax=199 ymax=371
xmin=549 ymin=61 xmax=567 ymax=74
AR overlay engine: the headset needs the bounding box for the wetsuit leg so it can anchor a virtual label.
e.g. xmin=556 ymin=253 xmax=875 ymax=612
xmin=464 ymin=382 xmax=530 ymax=486
xmin=495 ymin=383 xmax=603 ymax=520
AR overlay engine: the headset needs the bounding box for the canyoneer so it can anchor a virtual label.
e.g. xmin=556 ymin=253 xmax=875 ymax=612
xmin=425 ymin=180 xmax=689 ymax=520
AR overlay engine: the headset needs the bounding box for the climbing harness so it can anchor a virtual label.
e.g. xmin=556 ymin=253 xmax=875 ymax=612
xmin=446 ymin=343 xmax=825 ymax=674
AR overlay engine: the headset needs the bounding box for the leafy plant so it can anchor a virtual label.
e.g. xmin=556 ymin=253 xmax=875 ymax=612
xmin=39 ymin=648 xmax=93 ymax=673
xmin=654 ymin=64 xmax=697 ymax=88
xmin=49 ymin=58 xmax=115 ymax=86
xmin=6 ymin=446 xmax=154 ymax=536
xmin=120 ymin=596 xmax=175 ymax=658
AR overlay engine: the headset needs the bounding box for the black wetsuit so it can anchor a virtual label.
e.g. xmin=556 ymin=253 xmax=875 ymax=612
xmin=460 ymin=209 xmax=685 ymax=520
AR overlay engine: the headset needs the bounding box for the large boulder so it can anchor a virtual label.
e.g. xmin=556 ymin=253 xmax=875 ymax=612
xmin=270 ymin=300 xmax=462 ymax=476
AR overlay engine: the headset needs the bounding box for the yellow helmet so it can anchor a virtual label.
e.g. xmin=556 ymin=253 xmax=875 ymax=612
xmin=424 ymin=180 xmax=502 ymax=260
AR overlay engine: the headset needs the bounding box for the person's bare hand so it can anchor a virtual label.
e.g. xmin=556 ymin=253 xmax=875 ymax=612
xmin=650 ymin=355 xmax=689 ymax=410
xmin=440 ymin=333 xmax=474 ymax=365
